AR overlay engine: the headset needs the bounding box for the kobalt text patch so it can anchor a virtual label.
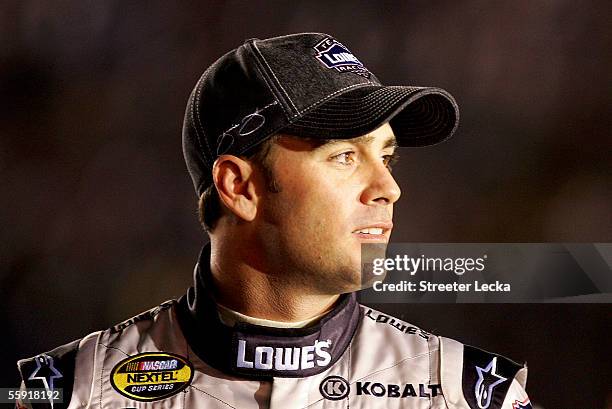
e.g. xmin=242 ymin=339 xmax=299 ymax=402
xmin=110 ymin=352 xmax=193 ymax=402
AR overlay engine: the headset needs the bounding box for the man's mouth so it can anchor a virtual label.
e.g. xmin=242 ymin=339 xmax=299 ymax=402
xmin=351 ymin=223 xmax=393 ymax=239
xmin=353 ymin=228 xmax=384 ymax=235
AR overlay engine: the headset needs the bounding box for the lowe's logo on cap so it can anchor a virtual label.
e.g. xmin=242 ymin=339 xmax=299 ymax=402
xmin=314 ymin=37 xmax=371 ymax=78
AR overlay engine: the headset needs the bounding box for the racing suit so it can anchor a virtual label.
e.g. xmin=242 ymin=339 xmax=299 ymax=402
xmin=16 ymin=246 xmax=531 ymax=409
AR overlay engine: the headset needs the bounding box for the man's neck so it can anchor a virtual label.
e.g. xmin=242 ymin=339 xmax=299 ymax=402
xmin=215 ymin=302 xmax=331 ymax=328
xmin=208 ymin=240 xmax=339 ymax=323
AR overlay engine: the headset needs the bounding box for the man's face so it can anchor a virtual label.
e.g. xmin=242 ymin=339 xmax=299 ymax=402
xmin=256 ymin=122 xmax=401 ymax=294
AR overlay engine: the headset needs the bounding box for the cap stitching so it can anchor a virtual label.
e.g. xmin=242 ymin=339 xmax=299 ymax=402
xmin=234 ymin=118 xmax=290 ymax=155
xmin=194 ymin=69 xmax=214 ymax=168
xmin=294 ymin=89 xmax=457 ymax=138
xmin=293 ymin=82 xmax=375 ymax=119
xmin=296 ymin=91 xmax=405 ymax=120
xmin=408 ymin=115 xmax=456 ymax=140
xmin=292 ymin=99 xmax=455 ymax=139
xmin=294 ymin=88 xmax=409 ymax=112
xmin=219 ymin=101 xmax=278 ymax=137
xmin=291 ymin=95 xmax=404 ymax=128
xmin=293 ymin=105 xmax=402 ymax=126
xmin=188 ymin=69 xmax=214 ymax=170
xmin=393 ymin=93 xmax=458 ymax=140
xmin=197 ymin=103 xmax=283 ymax=193
xmin=188 ymin=88 xmax=210 ymax=170
xmin=247 ymin=47 xmax=290 ymax=119
xmin=251 ymin=41 xmax=300 ymax=114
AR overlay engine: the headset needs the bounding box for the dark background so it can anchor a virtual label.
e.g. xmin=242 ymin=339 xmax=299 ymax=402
xmin=1 ymin=1 xmax=610 ymax=408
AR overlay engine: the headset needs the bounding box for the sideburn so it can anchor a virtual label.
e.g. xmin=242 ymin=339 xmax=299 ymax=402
xmin=261 ymin=161 xmax=282 ymax=194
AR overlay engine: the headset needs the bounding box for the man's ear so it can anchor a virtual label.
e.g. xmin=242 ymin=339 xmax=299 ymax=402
xmin=212 ymin=155 xmax=259 ymax=222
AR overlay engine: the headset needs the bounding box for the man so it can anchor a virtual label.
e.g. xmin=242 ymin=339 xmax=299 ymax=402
xmin=16 ymin=33 xmax=531 ymax=409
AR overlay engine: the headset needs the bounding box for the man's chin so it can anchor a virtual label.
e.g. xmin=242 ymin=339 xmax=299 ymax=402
xmin=333 ymin=266 xmax=381 ymax=294
xmin=358 ymin=270 xmax=387 ymax=291
xmin=357 ymin=242 xmax=388 ymax=287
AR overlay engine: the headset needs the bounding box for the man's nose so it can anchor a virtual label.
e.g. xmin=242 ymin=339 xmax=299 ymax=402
xmin=360 ymin=161 xmax=401 ymax=205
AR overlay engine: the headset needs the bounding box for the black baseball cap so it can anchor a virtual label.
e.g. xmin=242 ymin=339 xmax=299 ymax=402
xmin=183 ymin=32 xmax=459 ymax=197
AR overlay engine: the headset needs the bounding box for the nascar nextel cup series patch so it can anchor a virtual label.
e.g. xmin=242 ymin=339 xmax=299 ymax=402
xmin=110 ymin=352 xmax=193 ymax=402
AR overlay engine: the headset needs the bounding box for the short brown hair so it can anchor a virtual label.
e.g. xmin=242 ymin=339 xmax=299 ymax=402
xmin=198 ymin=135 xmax=280 ymax=232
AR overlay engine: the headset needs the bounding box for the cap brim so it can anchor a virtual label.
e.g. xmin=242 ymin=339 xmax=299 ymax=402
xmin=282 ymin=85 xmax=459 ymax=147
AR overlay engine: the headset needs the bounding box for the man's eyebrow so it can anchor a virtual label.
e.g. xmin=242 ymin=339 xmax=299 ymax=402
xmin=382 ymin=135 xmax=398 ymax=150
xmin=312 ymin=134 xmax=398 ymax=150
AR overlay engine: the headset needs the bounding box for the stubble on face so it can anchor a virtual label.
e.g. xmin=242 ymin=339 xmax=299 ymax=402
xmin=254 ymin=123 xmax=400 ymax=295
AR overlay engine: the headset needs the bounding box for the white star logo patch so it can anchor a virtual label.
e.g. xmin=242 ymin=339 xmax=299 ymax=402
xmin=28 ymin=354 xmax=63 ymax=409
xmin=474 ymin=356 xmax=507 ymax=409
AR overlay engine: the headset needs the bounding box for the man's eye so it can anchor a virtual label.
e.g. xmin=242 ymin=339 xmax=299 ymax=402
xmin=332 ymin=151 xmax=356 ymax=165
xmin=382 ymin=153 xmax=398 ymax=170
